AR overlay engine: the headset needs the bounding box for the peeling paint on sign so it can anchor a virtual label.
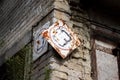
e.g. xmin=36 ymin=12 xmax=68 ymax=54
xmin=33 ymin=21 xmax=50 ymax=61
xmin=42 ymin=20 xmax=80 ymax=58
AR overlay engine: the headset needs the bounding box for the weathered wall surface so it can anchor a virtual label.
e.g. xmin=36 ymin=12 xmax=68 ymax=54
xmin=0 ymin=0 xmax=54 ymax=65
xmin=1 ymin=0 xmax=120 ymax=80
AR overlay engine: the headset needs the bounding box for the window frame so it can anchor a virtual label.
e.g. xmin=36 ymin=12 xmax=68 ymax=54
xmin=90 ymin=26 xmax=120 ymax=80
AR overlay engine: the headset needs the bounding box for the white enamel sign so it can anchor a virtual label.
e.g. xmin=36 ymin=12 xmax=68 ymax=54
xmin=33 ymin=22 xmax=50 ymax=61
xmin=42 ymin=20 xmax=80 ymax=58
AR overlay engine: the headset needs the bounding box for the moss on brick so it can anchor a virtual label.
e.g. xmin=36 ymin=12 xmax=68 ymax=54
xmin=5 ymin=46 xmax=26 ymax=80
xmin=44 ymin=67 xmax=52 ymax=80
xmin=0 ymin=44 xmax=32 ymax=80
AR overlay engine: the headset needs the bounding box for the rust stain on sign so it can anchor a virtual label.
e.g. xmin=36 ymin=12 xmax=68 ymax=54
xmin=42 ymin=20 xmax=80 ymax=59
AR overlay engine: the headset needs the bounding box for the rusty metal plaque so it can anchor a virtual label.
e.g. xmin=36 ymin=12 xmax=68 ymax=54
xmin=42 ymin=20 xmax=80 ymax=58
xmin=33 ymin=22 xmax=50 ymax=61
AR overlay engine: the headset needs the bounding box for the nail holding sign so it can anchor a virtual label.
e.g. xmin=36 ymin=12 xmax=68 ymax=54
xmin=42 ymin=20 xmax=80 ymax=59
xmin=33 ymin=22 xmax=50 ymax=61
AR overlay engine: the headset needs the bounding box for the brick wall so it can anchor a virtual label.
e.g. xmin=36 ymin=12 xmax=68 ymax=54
xmin=49 ymin=0 xmax=92 ymax=80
